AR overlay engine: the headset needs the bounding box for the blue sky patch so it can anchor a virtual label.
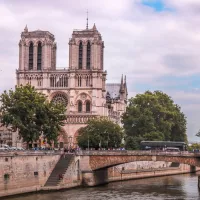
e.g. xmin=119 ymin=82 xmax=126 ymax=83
xmin=141 ymin=0 xmax=167 ymax=12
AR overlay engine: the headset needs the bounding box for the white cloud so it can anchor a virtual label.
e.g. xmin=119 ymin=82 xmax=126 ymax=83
xmin=0 ymin=0 xmax=200 ymax=141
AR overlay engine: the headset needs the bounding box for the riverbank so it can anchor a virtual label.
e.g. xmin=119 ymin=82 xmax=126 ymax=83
xmin=0 ymin=152 xmax=199 ymax=198
xmin=4 ymin=173 xmax=200 ymax=200
xmin=108 ymin=163 xmax=198 ymax=183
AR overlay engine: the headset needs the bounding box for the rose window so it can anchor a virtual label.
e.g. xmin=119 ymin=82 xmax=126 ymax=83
xmin=51 ymin=93 xmax=68 ymax=107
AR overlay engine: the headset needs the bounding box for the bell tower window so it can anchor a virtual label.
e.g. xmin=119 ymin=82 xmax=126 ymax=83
xmin=78 ymin=101 xmax=82 ymax=112
xmin=86 ymin=42 xmax=91 ymax=69
xmin=37 ymin=42 xmax=42 ymax=70
xmin=78 ymin=41 xmax=83 ymax=69
xmin=29 ymin=42 xmax=33 ymax=70
xmin=86 ymin=101 xmax=91 ymax=112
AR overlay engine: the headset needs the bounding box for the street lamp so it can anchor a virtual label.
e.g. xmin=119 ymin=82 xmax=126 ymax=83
xmin=68 ymin=136 xmax=72 ymax=149
xmin=88 ymin=133 xmax=90 ymax=153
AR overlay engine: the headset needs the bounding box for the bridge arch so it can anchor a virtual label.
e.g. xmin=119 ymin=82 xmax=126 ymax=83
xmin=81 ymin=152 xmax=200 ymax=171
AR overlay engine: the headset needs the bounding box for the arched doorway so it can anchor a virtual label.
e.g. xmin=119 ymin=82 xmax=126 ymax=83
xmin=74 ymin=128 xmax=83 ymax=148
xmin=56 ymin=129 xmax=68 ymax=149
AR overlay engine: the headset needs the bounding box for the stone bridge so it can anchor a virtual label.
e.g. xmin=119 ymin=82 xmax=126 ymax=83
xmin=77 ymin=150 xmax=200 ymax=186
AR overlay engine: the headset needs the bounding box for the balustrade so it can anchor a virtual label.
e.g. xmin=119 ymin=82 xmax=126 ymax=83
xmin=65 ymin=115 xmax=97 ymax=124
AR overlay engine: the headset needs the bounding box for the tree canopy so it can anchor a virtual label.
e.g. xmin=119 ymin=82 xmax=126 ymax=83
xmin=188 ymin=143 xmax=200 ymax=151
xmin=77 ymin=117 xmax=124 ymax=149
xmin=122 ymin=91 xmax=187 ymax=149
xmin=0 ymin=85 xmax=66 ymax=145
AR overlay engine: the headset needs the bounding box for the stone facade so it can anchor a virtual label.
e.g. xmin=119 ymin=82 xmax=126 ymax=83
xmin=16 ymin=24 xmax=128 ymax=148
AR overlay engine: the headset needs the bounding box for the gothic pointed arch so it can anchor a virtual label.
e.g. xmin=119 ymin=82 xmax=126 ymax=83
xmin=74 ymin=127 xmax=85 ymax=147
xmin=29 ymin=42 xmax=34 ymax=70
xmin=78 ymin=41 xmax=83 ymax=69
xmin=78 ymin=100 xmax=83 ymax=112
xmin=57 ymin=128 xmax=68 ymax=148
xmin=86 ymin=41 xmax=91 ymax=69
xmin=86 ymin=100 xmax=91 ymax=112
xmin=37 ymin=41 xmax=42 ymax=70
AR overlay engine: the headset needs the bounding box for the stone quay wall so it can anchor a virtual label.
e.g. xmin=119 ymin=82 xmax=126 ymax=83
xmin=0 ymin=152 xmax=60 ymax=197
xmin=0 ymin=152 xmax=199 ymax=198
xmin=108 ymin=161 xmax=198 ymax=182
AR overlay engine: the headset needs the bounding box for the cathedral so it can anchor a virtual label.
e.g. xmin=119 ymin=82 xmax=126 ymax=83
xmin=16 ymin=23 xmax=128 ymax=148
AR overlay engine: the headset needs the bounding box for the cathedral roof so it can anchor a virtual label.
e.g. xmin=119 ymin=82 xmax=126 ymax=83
xmin=72 ymin=24 xmax=102 ymax=40
xmin=106 ymin=83 xmax=121 ymax=99
xmin=21 ymin=29 xmax=55 ymax=40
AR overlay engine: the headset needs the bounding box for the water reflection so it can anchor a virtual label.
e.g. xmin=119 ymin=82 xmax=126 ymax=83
xmin=3 ymin=173 xmax=200 ymax=200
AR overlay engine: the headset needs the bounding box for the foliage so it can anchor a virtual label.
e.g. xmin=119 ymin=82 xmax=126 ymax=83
xmin=122 ymin=91 xmax=187 ymax=149
xmin=77 ymin=117 xmax=124 ymax=149
xmin=196 ymin=129 xmax=200 ymax=138
xmin=188 ymin=143 xmax=200 ymax=151
xmin=0 ymin=85 xmax=66 ymax=145
xmin=125 ymin=136 xmax=144 ymax=150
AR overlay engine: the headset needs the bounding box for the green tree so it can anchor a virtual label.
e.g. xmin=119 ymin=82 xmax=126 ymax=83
xmin=77 ymin=117 xmax=124 ymax=149
xmin=125 ymin=136 xmax=144 ymax=150
xmin=122 ymin=91 xmax=187 ymax=149
xmin=188 ymin=143 xmax=200 ymax=151
xmin=0 ymin=85 xmax=66 ymax=146
xmin=196 ymin=129 xmax=200 ymax=138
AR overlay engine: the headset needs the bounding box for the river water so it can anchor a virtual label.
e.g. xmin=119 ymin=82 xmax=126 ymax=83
xmin=4 ymin=173 xmax=200 ymax=200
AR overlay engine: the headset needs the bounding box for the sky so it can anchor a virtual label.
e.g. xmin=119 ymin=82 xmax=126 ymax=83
xmin=0 ymin=0 xmax=200 ymax=142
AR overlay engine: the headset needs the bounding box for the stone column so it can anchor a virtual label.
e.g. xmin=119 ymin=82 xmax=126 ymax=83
xmin=71 ymin=44 xmax=78 ymax=69
xmin=69 ymin=43 xmax=72 ymax=69
xmin=93 ymin=43 xmax=97 ymax=69
xmin=48 ymin=44 xmax=52 ymax=69
xmin=91 ymin=44 xmax=94 ymax=69
xmin=43 ymin=73 xmax=48 ymax=88
xmin=19 ymin=42 xmax=22 ymax=70
xmin=96 ymin=44 xmax=100 ymax=70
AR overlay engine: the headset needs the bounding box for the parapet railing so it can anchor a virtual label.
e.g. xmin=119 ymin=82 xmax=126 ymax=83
xmin=1 ymin=150 xmax=200 ymax=157
xmin=0 ymin=150 xmax=62 ymax=157
xmin=75 ymin=150 xmax=200 ymax=157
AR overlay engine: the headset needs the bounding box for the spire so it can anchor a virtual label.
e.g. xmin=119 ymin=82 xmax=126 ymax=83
xmin=124 ymin=75 xmax=127 ymax=90
xmin=120 ymin=74 xmax=125 ymax=93
xmin=121 ymin=74 xmax=124 ymax=85
xmin=86 ymin=10 xmax=88 ymax=29
xmin=93 ymin=23 xmax=97 ymax=30
xmin=124 ymin=75 xmax=128 ymax=98
xmin=24 ymin=25 xmax=28 ymax=32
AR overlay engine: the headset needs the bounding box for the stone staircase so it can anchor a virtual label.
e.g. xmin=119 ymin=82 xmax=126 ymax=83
xmin=44 ymin=154 xmax=74 ymax=187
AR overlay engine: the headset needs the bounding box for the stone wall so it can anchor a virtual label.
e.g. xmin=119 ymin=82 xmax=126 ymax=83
xmin=108 ymin=161 xmax=196 ymax=182
xmin=60 ymin=156 xmax=82 ymax=187
xmin=0 ymin=153 xmax=60 ymax=197
xmin=0 ymin=153 xmax=199 ymax=198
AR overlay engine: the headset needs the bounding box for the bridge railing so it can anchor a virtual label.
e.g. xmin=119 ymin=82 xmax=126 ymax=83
xmin=75 ymin=150 xmax=200 ymax=157
xmin=0 ymin=150 xmax=62 ymax=157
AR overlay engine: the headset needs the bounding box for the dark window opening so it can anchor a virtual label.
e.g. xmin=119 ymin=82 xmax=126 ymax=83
xmin=86 ymin=101 xmax=91 ymax=112
xmin=86 ymin=42 xmax=91 ymax=69
xmin=4 ymin=174 xmax=9 ymax=180
xmin=78 ymin=101 xmax=82 ymax=112
xmin=37 ymin=42 xmax=42 ymax=70
xmin=29 ymin=42 xmax=34 ymax=70
xmin=79 ymin=42 xmax=83 ymax=69
xmin=34 ymin=171 xmax=38 ymax=176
